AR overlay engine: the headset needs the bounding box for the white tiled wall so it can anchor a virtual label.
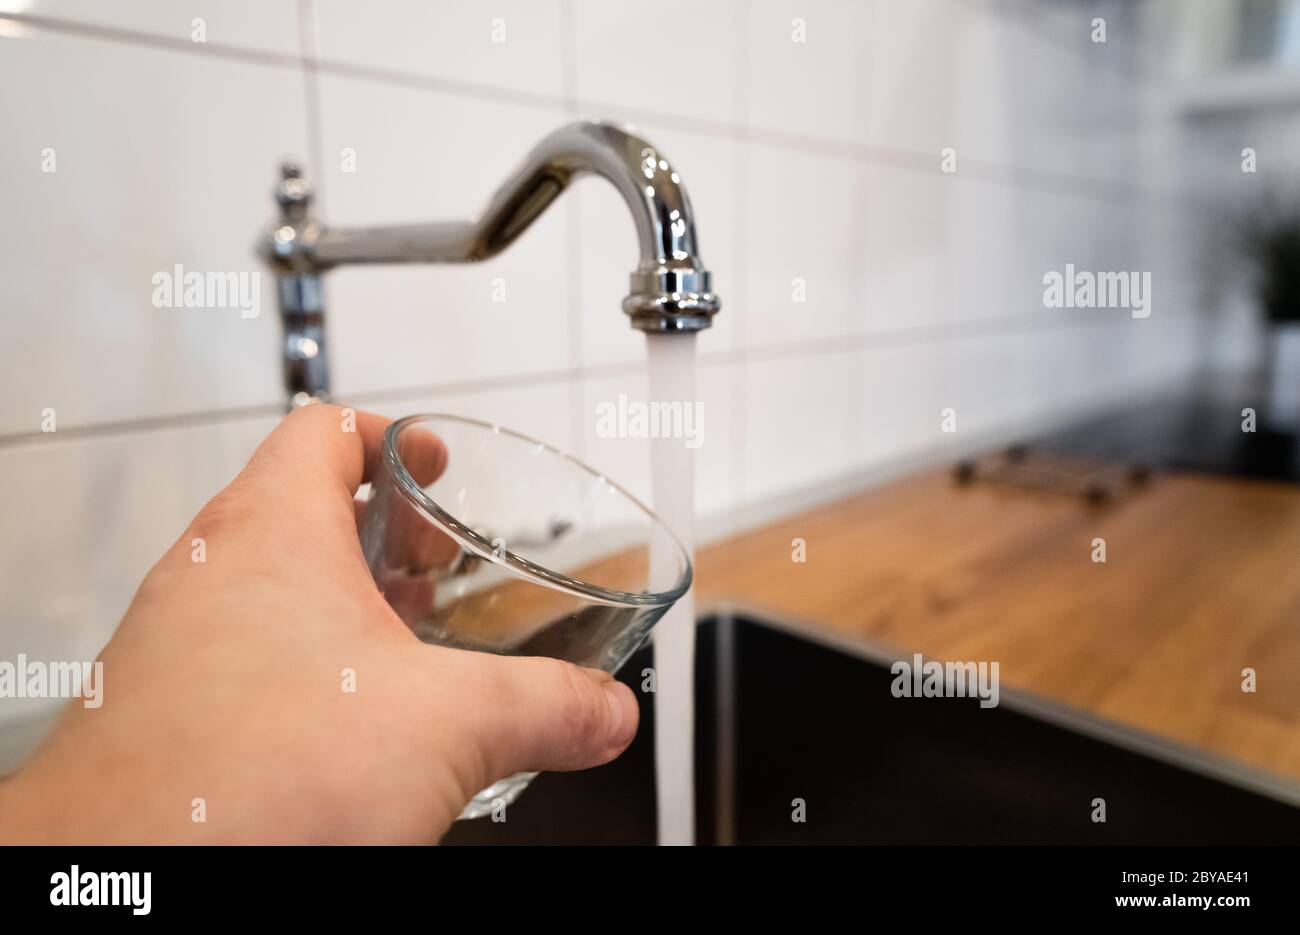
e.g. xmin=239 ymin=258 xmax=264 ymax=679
xmin=0 ymin=0 xmax=1209 ymax=710
xmin=1138 ymin=0 xmax=1300 ymax=373
xmin=315 ymin=0 xmax=568 ymax=98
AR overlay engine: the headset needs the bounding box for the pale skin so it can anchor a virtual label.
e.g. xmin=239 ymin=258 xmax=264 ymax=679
xmin=0 ymin=405 xmax=639 ymax=843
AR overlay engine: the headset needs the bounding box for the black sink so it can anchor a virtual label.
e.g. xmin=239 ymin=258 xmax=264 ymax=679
xmin=443 ymin=614 xmax=1300 ymax=845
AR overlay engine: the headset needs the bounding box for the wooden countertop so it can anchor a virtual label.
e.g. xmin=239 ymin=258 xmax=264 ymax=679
xmin=695 ymin=468 xmax=1300 ymax=784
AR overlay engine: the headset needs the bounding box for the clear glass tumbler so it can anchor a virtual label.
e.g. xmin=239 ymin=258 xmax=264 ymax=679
xmin=359 ymin=414 xmax=692 ymax=819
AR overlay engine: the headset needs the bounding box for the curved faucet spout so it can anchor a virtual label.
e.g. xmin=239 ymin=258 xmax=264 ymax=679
xmin=466 ymin=120 xmax=719 ymax=332
xmin=313 ymin=121 xmax=719 ymax=332
xmin=260 ymin=120 xmax=720 ymax=404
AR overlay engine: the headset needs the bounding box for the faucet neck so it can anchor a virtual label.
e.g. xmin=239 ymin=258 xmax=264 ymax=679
xmin=474 ymin=121 xmax=719 ymax=332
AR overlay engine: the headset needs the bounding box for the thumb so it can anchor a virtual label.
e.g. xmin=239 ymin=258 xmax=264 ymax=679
xmin=469 ymin=655 xmax=640 ymax=778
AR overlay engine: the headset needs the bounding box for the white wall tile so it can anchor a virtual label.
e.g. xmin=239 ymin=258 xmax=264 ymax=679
xmin=572 ymin=0 xmax=740 ymax=125
xmin=0 ymin=27 xmax=308 ymax=436
xmin=870 ymin=0 xmax=1136 ymax=184
xmin=1069 ymin=59 xmax=1142 ymax=185
xmin=856 ymin=340 xmax=939 ymax=465
xmin=947 ymin=175 xmax=1026 ymax=324
xmin=934 ymin=331 xmax=1036 ymax=437
xmin=740 ymin=350 xmax=857 ymax=503
xmin=8 ymin=0 xmax=302 ymax=56
xmin=954 ymin=12 xmax=1078 ymax=177
xmin=314 ymin=73 xmax=573 ymax=398
xmin=864 ymin=163 xmax=952 ymax=333
xmin=740 ymin=145 xmax=871 ymax=350
xmin=311 ymin=0 xmax=566 ymax=98
xmin=1024 ymin=321 xmax=1142 ymax=414
xmin=744 ymin=0 xmax=874 ymax=144
xmin=867 ymin=0 xmax=967 ymax=157
xmin=949 ymin=182 xmax=1144 ymax=327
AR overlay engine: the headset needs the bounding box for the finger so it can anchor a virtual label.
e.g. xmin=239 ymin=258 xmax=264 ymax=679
xmin=240 ymin=405 xmax=446 ymax=506
xmin=209 ymin=407 xmax=448 ymax=564
xmin=379 ymin=423 xmax=458 ymax=572
xmin=461 ymin=654 xmax=640 ymax=777
xmin=383 ymin=508 xmax=463 ymax=576
xmin=390 ymin=418 xmax=447 ymax=488
xmin=230 ymin=404 xmax=384 ymax=519
xmin=353 ymin=421 xmax=446 ymax=533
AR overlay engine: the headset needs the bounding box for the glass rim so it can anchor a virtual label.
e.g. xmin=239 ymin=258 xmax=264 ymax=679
xmin=381 ymin=413 xmax=693 ymax=608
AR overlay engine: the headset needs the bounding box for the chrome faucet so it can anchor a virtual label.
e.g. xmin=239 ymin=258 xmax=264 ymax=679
xmin=259 ymin=120 xmax=720 ymax=406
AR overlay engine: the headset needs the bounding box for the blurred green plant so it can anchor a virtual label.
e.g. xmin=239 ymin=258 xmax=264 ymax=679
xmin=1236 ymin=192 xmax=1300 ymax=325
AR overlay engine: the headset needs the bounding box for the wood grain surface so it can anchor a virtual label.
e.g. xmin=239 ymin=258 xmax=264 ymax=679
xmin=695 ymin=469 xmax=1300 ymax=782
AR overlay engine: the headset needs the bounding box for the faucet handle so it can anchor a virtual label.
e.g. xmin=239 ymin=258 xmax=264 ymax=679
xmin=274 ymin=161 xmax=312 ymax=220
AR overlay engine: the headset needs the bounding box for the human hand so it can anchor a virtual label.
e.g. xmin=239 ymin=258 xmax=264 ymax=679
xmin=0 ymin=405 xmax=638 ymax=843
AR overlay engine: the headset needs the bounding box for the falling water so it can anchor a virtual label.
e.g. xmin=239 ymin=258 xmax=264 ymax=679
xmin=646 ymin=331 xmax=697 ymax=846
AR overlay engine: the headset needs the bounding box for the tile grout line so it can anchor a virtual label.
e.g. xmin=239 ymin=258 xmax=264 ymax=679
xmin=0 ymin=310 xmax=1141 ymax=452
xmin=0 ymin=11 xmax=304 ymax=68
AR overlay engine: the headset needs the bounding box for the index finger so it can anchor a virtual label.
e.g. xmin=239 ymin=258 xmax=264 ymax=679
xmin=243 ymin=405 xmax=445 ymax=504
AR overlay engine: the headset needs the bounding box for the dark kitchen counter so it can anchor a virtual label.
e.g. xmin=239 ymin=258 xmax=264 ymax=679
xmin=1033 ymin=372 xmax=1300 ymax=484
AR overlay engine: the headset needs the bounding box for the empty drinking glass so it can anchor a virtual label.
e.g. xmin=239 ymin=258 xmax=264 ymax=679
xmin=358 ymin=414 xmax=692 ymax=818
